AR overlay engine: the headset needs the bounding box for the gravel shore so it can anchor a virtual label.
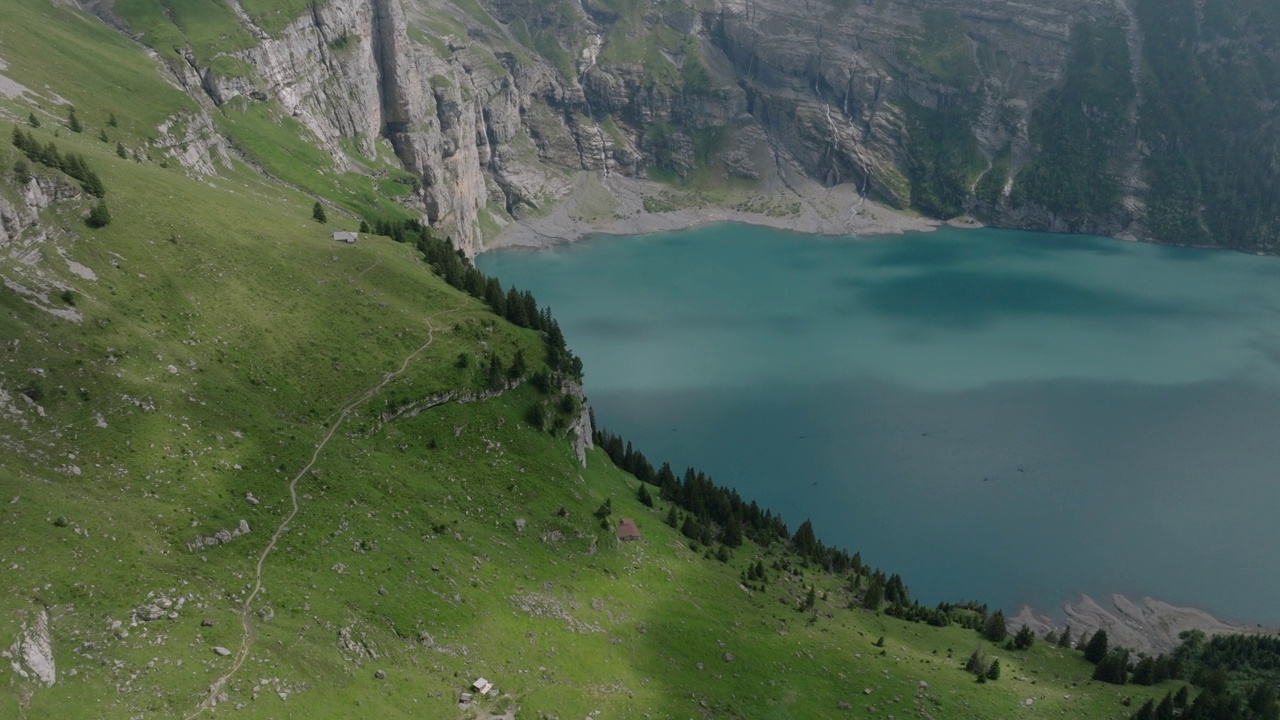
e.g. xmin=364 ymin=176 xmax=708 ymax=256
xmin=488 ymin=171 xmax=953 ymax=252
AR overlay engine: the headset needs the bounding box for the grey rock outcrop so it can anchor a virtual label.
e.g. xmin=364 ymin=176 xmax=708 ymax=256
xmin=187 ymin=519 xmax=251 ymax=551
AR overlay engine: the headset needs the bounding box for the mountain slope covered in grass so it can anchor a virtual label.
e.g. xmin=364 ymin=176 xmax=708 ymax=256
xmin=0 ymin=2 xmax=1274 ymax=719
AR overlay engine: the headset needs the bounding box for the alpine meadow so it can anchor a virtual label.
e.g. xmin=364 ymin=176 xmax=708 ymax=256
xmin=2 ymin=0 xmax=1280 ymax=718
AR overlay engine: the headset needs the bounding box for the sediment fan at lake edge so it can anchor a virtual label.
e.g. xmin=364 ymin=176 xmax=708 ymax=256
xmin=1011 ymin=595 xmax=1275 ymax=656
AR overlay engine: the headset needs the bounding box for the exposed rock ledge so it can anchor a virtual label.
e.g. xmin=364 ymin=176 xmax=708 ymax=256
xmin=488 ymin=171 xmax=946 ymax=252
xmin=1009 ymin=594 xmax=1277 ymax=656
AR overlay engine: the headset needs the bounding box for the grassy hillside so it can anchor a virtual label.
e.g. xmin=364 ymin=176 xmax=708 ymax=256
xmin=0 ymin=2 xmax=1224 ymax=719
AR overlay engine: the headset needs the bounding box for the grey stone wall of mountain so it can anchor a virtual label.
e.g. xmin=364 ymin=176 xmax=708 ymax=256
xmin=78 ymin=0 xmax=1278 ymax=254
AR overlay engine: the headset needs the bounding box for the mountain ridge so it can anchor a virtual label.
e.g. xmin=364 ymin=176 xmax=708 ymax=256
xmin=57 ymin=0 xmax=1280 ymax=255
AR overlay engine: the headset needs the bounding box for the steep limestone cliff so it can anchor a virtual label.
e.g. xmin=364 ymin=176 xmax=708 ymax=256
xmin=87 ymin=0 xmax=1280 ymax=253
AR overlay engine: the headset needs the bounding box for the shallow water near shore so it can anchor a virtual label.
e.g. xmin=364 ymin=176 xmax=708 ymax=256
xmin=478 ymin=224 xmax=1280 ymax=623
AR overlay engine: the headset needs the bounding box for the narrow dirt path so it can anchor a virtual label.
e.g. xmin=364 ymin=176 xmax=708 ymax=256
xmin=184 ymin=305 xmax=461 ymax=718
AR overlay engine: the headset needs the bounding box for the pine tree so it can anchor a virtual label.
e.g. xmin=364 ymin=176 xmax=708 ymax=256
xmin=507 ymin=348 xmax=527 ymax=379
xmin=107 ymin=112 xmax=118 ymax=127
xmin=87 ymin=200 xmax=111 ymax=228
xmin=680 ymin=514 xmax=699 ymax=540
xmin=68 ymin=107 xmax=82 ymax=133
xmin=98 ymin=128 xmax=109 ymax=142
xmin=116 ymin=141 xmax=127 ymax=159
xmin=862 ymin=572 xmax=885 ymax=610
xmin=1058 ymin=626 xmax=1072 ymax=648
xmin=1131 ymin=656 xmax=1156 ymax=685
xmin=1014 ymin=623 xmax=1035 ymax=649
xmin=1092 ymin=649 xmax=1129 ymax=684
xmin=359 ymin=219 xmax=370 ymax=233
xmin=27 ymin=112 xmax=40 ymax=128
xmin=593 ymin=498 xmax=612 ymax=529
xmin=486 ymin=352 xmax=504 ymax=390
xmin=13 ymin=157 xmax=30 ymax=184
xmin=722 ymin=513 xmax=743 ymax=547
xmin=636 ymin=483 xmax=653 ymax=507
xmin=986 ymin=659 xmax=1001 ymax=680
xmin=664 ymin=505 xmax=678 ymax=528
xmin=80 ymin=169 xmax=105 ymax=198
xmin=1083 ymin=629 xmax=1109 ymax=664
xmin=984 ymin=610 xmax=1008 ymax=643
xmin=792 ymin=519 xmax=817 ymax=558
xmin=312 ymin=201 xmax=327 ymax=223
xmin=1173 ymin=686 xmax=1188 ymax=709
xmin=1134 ymin=699 xmax=1155 ymax=720
xmin=965 ymin=648 xmax=984 ymax=674
xmin=1248 ymin=683 xmax=1279 ymax=719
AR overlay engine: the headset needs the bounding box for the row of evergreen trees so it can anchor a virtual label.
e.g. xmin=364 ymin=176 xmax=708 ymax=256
xmin=595 ymin=425 xmax=954 ymax=620
xmin=396 ymin=225 xmax=582 ymax=379
xmin=595 ymin=429 xmax=790 ymax=550
xmin=11 ymin=126 xmax=106 ymax=198
xmin=592 ymin=406 xmax=1278 ymax=719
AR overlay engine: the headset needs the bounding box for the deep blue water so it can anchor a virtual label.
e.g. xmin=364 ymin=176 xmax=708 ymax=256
xmin=478 ymin=224 xmax=1280 ymax=623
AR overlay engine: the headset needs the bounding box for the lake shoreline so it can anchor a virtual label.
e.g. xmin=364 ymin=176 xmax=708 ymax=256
xmin=482 ymin=177 xmax=1280 ymax=649
xmin=487 ymin=171 xmax=1263 ymax=260
xmin=1010 ymin=594 xmax=1276 ymax=656
xmin=487 ymin=171 xmax=958 ymax=253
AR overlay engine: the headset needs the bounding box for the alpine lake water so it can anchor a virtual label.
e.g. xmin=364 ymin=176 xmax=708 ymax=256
xmin=478 ymin=224 xmax=1280 ymax=624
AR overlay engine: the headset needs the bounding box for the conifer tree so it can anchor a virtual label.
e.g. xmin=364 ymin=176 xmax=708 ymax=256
xmin=116 ymin=141 xmax=126 ymax=159
xmin=67 ymin=107 xmax=82 ymax=133
xmin=1084 ymin=629 xmax=1109 ymax=664
xmin=862 ymin=572 xmax=885 ymax=610
xmin=80 ymin=169 xmax=105 ymax=198
xmin=984 ymin=610 xmax=1008 ymax=643
xmin=986 ymin=659 xmax=1001 ymax=680
xmin=98 ymin=128 xmax=108 ymax=142
xmin=359 ymin=219 xmax=370 ymax=233
xmin=1131 ymin=656 xmax=1156 ymax=685
xmin=722 ymin=513 xmax=743 ymax=547
xmin=1014 ymin=623 xmax=1035 ymax=649
xmin=13 ymin=157 xmax=30 ymax=184
xmin=1058 ymin=625 xmax=1072 ymax=648
xmin=107 ymin=112 xmax=118 ymax=127
xmin=1092 ymin=649 xmax=1129 ymax=684
xmin=802 ymin=585 xmax=816 ymax=611
xmin=27 ymin=112 xmax=40 ymax=128
xmin=792 ymin=519 xmax=817 ymax=558
xmin=680 ymin=514 xmax=699 ymax=540
xmin=87 ymin=200 xmax=111 ymax=228
xmin=965 ymin=648 xmax=984 ymax=674
xmin=312 ymin=201 xmax=327 ymax=223
xmin=486 ymin=352 xmax=504 ymax=390
xmin=507 ymin=348 xmax=527 ymax=379
xmin=664 ymin=505 xmax=678 ymax=528
xmin=636 ymin=483 xmax=653 ymax=507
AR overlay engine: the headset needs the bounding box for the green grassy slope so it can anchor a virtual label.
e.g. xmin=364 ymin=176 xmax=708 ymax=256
xmin=0 ymin=3 xmax=1193 ymax=719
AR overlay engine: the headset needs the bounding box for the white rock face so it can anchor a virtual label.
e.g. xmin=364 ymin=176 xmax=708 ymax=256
xmin=9 ymin=609 xmax=56 ymax=687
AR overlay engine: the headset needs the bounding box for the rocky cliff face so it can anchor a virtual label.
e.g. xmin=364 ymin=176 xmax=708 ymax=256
xmin=91 ymin=0 xmax=1280 ymax=253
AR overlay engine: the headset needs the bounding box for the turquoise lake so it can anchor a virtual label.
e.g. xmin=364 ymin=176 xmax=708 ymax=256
xmin=478 ymin=224 xmax=1280 ymax=623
